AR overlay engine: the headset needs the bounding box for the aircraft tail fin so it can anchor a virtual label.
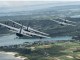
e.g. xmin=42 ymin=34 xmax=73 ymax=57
xmin=19 ymin=25 xmax=23 ymax=34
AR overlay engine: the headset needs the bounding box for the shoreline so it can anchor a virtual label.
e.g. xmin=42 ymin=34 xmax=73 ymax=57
xmin=0 ymin=51 xmax=27 ymax=60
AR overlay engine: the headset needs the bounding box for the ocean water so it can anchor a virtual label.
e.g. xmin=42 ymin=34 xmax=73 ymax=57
xmin=0 ymin=34 xmax=72 ymax=46
xmin=0 ymin=34 xmax=72 ymax=60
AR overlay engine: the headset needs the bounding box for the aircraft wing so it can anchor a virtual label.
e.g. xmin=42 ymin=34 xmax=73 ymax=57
xmin=65 ymin=20 xmax=76 ymax=23
xmin=50 ymin=19 xmax=62 ymax=24
xmin=65 ymin=23 xmax=76 ymax=26
xmin=59 ymin=18 xmax=76 ymax=23
xmin=28 ymin=27 xmax=49 ymax=35
xmin=9 ymin=19 xmax=49 ymax=36
xmin=59 ymin=22 xmax=76 ymax=26
xmin=0 ymin=23 xmax=19 ymax=32
xmin=0 ymin=23 xmax=31 ymax=37
xmin=0 ymin=23 xmax=49 ymax=38
xmin=22 ymin=30 xmax=50 ymax=38
xmin=50 ymin=19 xmax=76 ymax=26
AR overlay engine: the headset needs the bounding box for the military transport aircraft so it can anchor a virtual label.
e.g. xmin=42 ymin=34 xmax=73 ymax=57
xmin=59 ymin=18 xmax=76 ymax=24
xmin=50 ymin=18 xmax=76 ymax=26
xmin=0 ymin=20 xmax=50 ymax=39
xmin=8 ymin=19 xmax=49 ymax=36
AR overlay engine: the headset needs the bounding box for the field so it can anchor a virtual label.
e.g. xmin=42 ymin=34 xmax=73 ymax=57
xmin=9 ymin=40 xmax=80 ymax=60
xmin=22 ymin=41 xmax=80 ymax=60
xmin=0 ymin=40 xmax=80 ymax=60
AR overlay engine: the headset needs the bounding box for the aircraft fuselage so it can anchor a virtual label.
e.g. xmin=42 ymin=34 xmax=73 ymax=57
xmin=16 ymin=33 xmax=43 ymax=39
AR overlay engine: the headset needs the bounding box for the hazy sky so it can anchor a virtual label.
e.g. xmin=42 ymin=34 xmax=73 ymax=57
xmin=0 ymin=0 xmax=80 ymax=1
xmin=0 ymin=0 xmax=79 ymax=13
xmin=0 ymin=1 xmax=80 ymax=8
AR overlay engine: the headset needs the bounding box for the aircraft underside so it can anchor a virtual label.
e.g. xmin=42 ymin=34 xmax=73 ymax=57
xmin=16 ymin=33 xmax=43 ymax=39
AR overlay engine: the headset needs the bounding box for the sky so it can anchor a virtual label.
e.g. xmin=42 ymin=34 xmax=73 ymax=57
xmin=0 ymin=0 xmax=80 ymax=1
xmin=0 ymin=0 xmax=80 ymax=8
xmin=0 ymin=0 xmax=80 ymax=13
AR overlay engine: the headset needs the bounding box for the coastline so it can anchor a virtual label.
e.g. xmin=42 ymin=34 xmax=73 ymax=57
xmin=0 ymin=51 xmax=27 ymax=60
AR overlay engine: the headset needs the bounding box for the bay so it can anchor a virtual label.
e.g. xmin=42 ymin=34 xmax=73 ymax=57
xmin=0 ymin=34 xmax=72 ymax=60
xmin=0 ymin=34 xmax=72 ymax=46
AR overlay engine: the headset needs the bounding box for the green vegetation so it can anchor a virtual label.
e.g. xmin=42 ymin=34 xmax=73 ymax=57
xmin=0 ymin=40 xmax=80 ymax=60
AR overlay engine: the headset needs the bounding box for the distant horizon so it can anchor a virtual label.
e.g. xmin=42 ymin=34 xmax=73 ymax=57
xmin=0 ymin=1 xmax=80 ymax=8
xmin=0 ymin=1 xmax=80 ymax=16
